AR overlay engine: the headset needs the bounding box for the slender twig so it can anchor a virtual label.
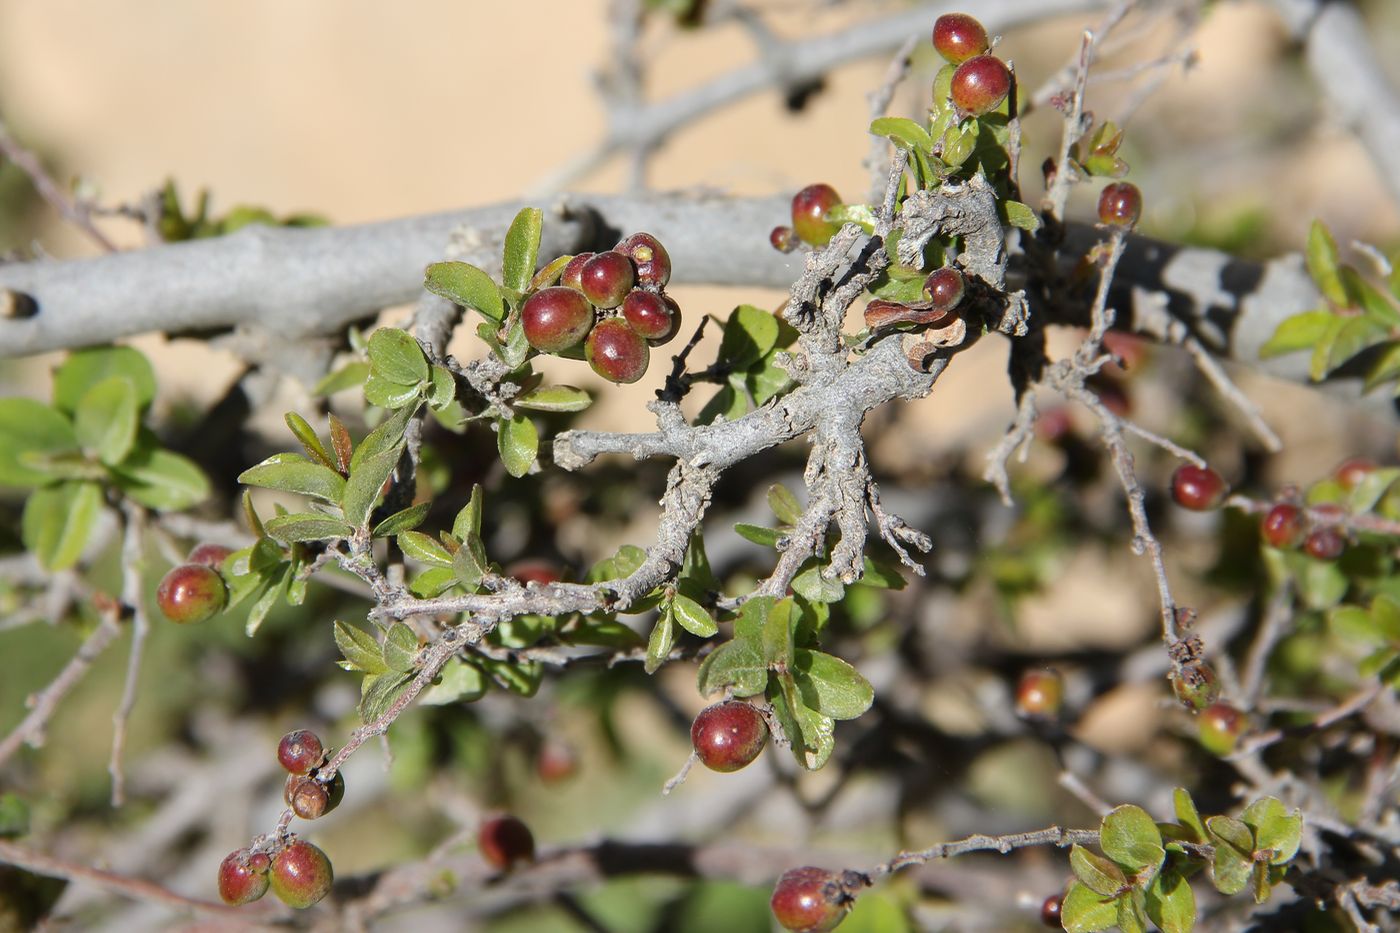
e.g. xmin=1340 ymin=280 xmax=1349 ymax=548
xmin=864 ymin=33 xmax=922 ymax=203
xmin=109 ymin=501 xmax=149 ymax=807
xmin=874 ymin=825 xmax=1100 ymax=876
xmin=1043 ymin=30 xmax=1095 ymax=222
xmin=0 ymin=114 xmax=118 ymax=252
xmin=1240 ymin=581 xmax=1293 ymax=709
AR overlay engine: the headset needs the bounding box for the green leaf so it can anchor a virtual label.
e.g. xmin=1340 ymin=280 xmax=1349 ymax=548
xmin=1145 ymin=868 xmax=1196 ymax=933
xmin=107 ymin=442 xmax=209 ymax=510
xmin=424 ymin=261 xmax=505 ymax=322
xmin=475 ymin=656 xmax=542 ymax=696
xmin=1240 ymin=797 xmax=1302 ymax=864
xmin=497 ymin=414 xmax=538 ymax=478
xmin=826 ymin=203 xmax=877 ymax=233
xmin=1321 ymin=315 xmax=1390 ymax=379
xmin=1259 ymin=310 xmax=1334 ymax=359
xmin=453 ymin=485 xmax=483 ymax=542
xmin=53 ymin=347 xmax=157 ymax=413
xmin=1116 ymin=891 xmax=1149 ymax=933
xmin=1364 ymin=340 xmax=1400 ymax=392
xmin=1070 ymin=844 xmax=1128 ymax=897
xmin=734 ymin=523 xmax=783 ymax=547
xmin=284 ymin=412 xmax=337 ymax=470
xmin=239 ymin=453 xmax=347 ymax=503
xmin=364 ymin=373 xmax=423 ymax=409
xmin=372 ymin=501 xmax=430 ymax=537
xmin=359 ymin=671 xmax=414 ymax=723
xmin=568 ymin=616 xmax=645 ymax=648
xmin=672 ymin=594 xmax=717 ymax=637
xmin=243 ymin=563 xmax=289 ymax=636
xmin=1347 ymin=467 xmax=1400 ymax=513
xmin=792 ymin=649 xmax=873 ymax=720
xmin=791 ymin=561 xmax=845 ymax=603
xmin=1342 ymin=267 xmax=1400 ymax=327
xmin=514 ymin=384 xmax=592 ymax=412
xmin=350 ymin=404 xmax=416 ymax=472
xmin=1371 ymin=594 xmax=1400 ymax=642
xmin=263 ymin=512 xmax=353 ymax=544
xmin=452 ymin=535 xmax=489 ymax=589
xmin=1306 ymin=220 xmax=1348 ymax=307
xmin=696 ymin=639 xmax=768 ymax=697
xmin=767 ymin=484 xmax=803 ymax=525
xmin=1100 ymin=805 xmax=1166 ymax=874
xmin=719 ymin=305 xmax=780 ymax=370
xmin=869 ymin=116 xmax=933 ymax=151
xmin=0 ymin=398 xmax=78 ymax=487
xmin=74 ymin=377 xmax=138 ymax=466
xmin=382 ymin=622 xmax=419 ymax=673
xmin=367 ymin=328 xmax=430 ymax=386
xmin=645 ymin=609 xmax=674 ymax=674
xmin=0 ymin=793 xmax=30 ymax=839
xmin=313 ymin=360 xmax=371 ymax=396
xmin=1174 ymin=788 xmax=1207 ymax=842
xmin=342 ymin=445 xmax=402 ymax=528
xmin=499 ymin=317 xmax=530 ymax=369
xmin=1061 ymin=881 xmax=1121 ymax=933
xmin=399 ymin=529 xmax=453 ymax=566
xmin=428 ymin=363 xmax=456 ymax=410
xmin=769 ymin=674 xmax=835 ymax=770
xmin=858 ymin=557 xmax=906 ymax=590
xmin=1207 ymin=815 xmax=1253 ymax=855
xmin=22 ymin=481 xmax=102 ymax=571
xmin=408 ymin=566 xmax=456 ymax=597
xmin=420 ymin=658 xmax=487 ymax=705
xmin=761 ymin=598 xmax=796 ymax=668
xmin=502 ymin=207 xmax=543 ymax=293
xmin=1000 ymin=200 xmax=1041 ymax=233
xmin=335 ymin=620 xmax=388 ymax=674
xmin=1209 ymin=843 xmax=1253 ymax=896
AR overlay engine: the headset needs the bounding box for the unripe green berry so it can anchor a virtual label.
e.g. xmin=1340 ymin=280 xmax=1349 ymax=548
xmin=949 ymin=55 xmax=1011 ymax=117
xmin=1198 ymin=703 xmax=1246 ymax=756
xmin=521 ymin=286 xmax=595 ymax=353
xmin=791 ymin=184 xmax=842 ymax=247
xmin=770 ymin=867 xmax=853 ymax=933
xmin=579 ymin=251 xmax=636 ymax=309
xmin=1097 ymin=182 xmax=1142 ymax=228
xmin=155 ymin=563 xmax=226 ymax=624
xmin=691 ymin=701 xmax=768 ymax=772
xmin=932 ymin=13 xmax=989 ymax=64
xmin=217 ymin=848 xmax=269 ymax=906
xmin=585 ymin=317 xmax=650 ymax=384
xmin=269 ymin=840 xmax=333 ymax=909
xmin=478 ymin=814 xmax=535 ymax=871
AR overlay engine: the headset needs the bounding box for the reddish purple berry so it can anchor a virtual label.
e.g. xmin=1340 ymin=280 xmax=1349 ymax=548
xmin=187 ymin=542 xmax=232 ymax=568
xmin=949 ymin=55 xmax=1011 ymax=117
xmin=521 ymin=286 xmax=595 ymax=353
xmin=269 ymin=840 xmax=333 ymax=909
xmin=1098 ymin=182 xmax=1142 ymax=228
xmin=478 ymin=814 xmax=536 ymax=871
xmin=1041 ymin=894 xmax=1063 ymax=927
xmin=932 ymin=13 xmax=989 ymax=64
xmin=217 ymin=848 xmax=270 ymax=905
xmin=791 ymin=184 xmax=842 ymax=247
xmin=585 ymin=317 xmax=650 ymax=384
xmin=922 ymin=267 xmax=966 ymax=311
xmin=691 ymin=701 xmax=768 ymax=772
xmin=559 ymin=252 xmax=595 ymax=292
xmin=1171 ymin=464 xmax=1228 ymax=511
xmin=1304 ymin=527 xmax=1345 ymax=561
xmin=579 ymin=251 xmax=636 ymax=309
xmin=770 ymin=867 xmax=853 ymax=932
xmin=155 ymin=563 xmax=226 ymax=624
xmin=622 ymin=290 xmax=679 ymax=344
xmin=770 ymin=225 xmax=797 ymax=253
xmin=616 ymin=232 xmax=671 ymax=290
xmin=278 ymin=730 xmax=325 ymax=775
xmin=1261 ymin=503 xmax=1304 ymax=550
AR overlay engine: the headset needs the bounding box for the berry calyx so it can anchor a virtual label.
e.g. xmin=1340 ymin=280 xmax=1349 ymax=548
xmin=187 ymin=542 xmax=232 ymax=568
xmin=1261 ymin=503 xmax=1304 ymax=550
xmin=1040 ymin=894 xmax=1063 ymax=928
xmin=1335 ymin=457 xmax=1378 ymax=489
xmin=521 ymin=286 xmax=595 ymax=354
xmin=922 ymin=267 xmax=966 ymax=312
xmin=770 ymin=225 xmax=797 ymax=253
xmin=932 ymin=13 xmax=989 ymax=64
xmin=1171 ymin=663 xmax=1220 ymax=712
xmin=217 ymin=848 xmax=270 ymax=906
xmin=155 ymin=563 xmax=227 ymax=624
xmin=478 ymin=814 xmax=536 ymax=871
xmin=1198 ymin=703 xmax=1246 ymax=756
xmin=616 ymin=233 xmax=671 ymax=290
xmin=559 ymin=252 xmax=595 ymax=292
xmin=269 ymin=840 xmax=333 ymax=909
xmin=621 ymin=290 xmax=679 ymax=344
xmin=278 ymin=730 xmax=325 ymax=775
xmin=1015 ymin=669 xmax=1064 ymax=720
xmin=1097 ymin=182 xmax=1142 ymax=228
xmin=585 ymin=317 xmax=650 ymax=384
xmin=691 ymin=700 xmax=768 ymax=772
xmin=770 ymin=867 xmax=853 ymax=933
xmin=949 ymin=55 xmax=1011 ymax=117
xmin=1304 ymin=527 xmax=1345 ymax=561
xmin=579 ymin=251 xmax=636 ymax=310
xmin=791 ymin=184 xmax=842 ymax=247
xmin=1171 ymin=464 xmax=1228 ymax=511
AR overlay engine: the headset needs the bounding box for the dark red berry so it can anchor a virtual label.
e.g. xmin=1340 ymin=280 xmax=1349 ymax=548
xmin=478 ymin=814 xmax=535 ymax=871
xmin=155 ymin=563 xmax=226 ymax=624
xmin=949 ymin=55 xmax=1011 ymax=117
xmin=1040 ymin=894 xmax=1063 ymax=927
xmin=770 ymin=867 xmax=852 ymax=933
xmin=770 ymin=225 xmax=797 ymax=253
xmin=507 ymin=560 xmax=563 ymax=586
xmin=791 ymin=184 xmax=842 ymax=247
xmin=187 ymin=542 xmax=232 ymax=568
xmin=1335 ymin=457 xmax=1378 ymax=489
xmin=285 ymin=774 xmax=336 ymax=820
xmin=616 ymin=233 xmax=671 ymax=290
xmin=1198 ymin=703 xmax=1246 ymax=756
xmin=932 ymin=13 xmax=989 ymax=64
xmin=559 ymin=252 xmax=595 ymax=292
xmin=579 ymin=251 xmax=636 ymax=309
xmin=1015 ymin=669 xmax=1063 ymax=720
xmin=1261 ymin=503 xmax=1304 ymax=549
xmin=691 ymin=701 xmax=768 ymax=772
xmin=922 ymin=267 xmax=966 ymax=311
xmin=1097 ymin=182 xmax=1142 ymax=228
xmin=1304 ymin=527 xmax=1345 ymax=561
xmin=585 ymin=317 xmax=649 ymax=384
xmin=269 ymin=840 xmax=333 ymax=909
xmin=278 ymin=730 xmax=325 ymax=775
xmin=1171 ymin=464 xmax=1228 ymax=511
xmin=217 ymin=848 xmax=269 ymax=906
xmin=1171 ymin=663 xmax=1220 ymax=712
xmin=521 ymin=286 xmax=595 ymax=353
xmin=622 ymin=290 xmax=679 ymax=343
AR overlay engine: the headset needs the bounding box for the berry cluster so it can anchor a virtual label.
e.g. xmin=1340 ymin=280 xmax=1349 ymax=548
xmin=1257 ymin=459 xmax=1377 ymax=561
xmin=155 ymin=543 xmax=231 ymax=624
xmin=524 ymin=232 xmax=680 ymax=384
xmin=279 ymin=729 xmax=345 ymax=821
xmin=933 ymin=13 xmax=1011 ymax=118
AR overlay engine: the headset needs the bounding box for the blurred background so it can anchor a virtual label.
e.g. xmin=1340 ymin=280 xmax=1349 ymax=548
xmin=2 ymin=1 xmax=1399 ymax=929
